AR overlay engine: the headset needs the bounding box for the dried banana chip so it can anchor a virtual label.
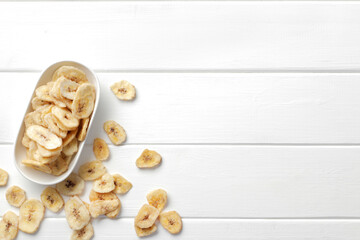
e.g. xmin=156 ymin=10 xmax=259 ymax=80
xmin=6 ymin=186 xmax=26 ymax=207
xmin=71 ymin=222 xmax=94 ymax=240
xmin=92 ymin=173 xmax=115 ymax=193
xmin=93 ymin=138 xmax=109 ymax=161
xmin=159 ymin=211 xmax=182 ymax=234
xmin=19 ymin=199 xmax=45 ymax=234
xmin=62 ymin=138 xmax=78 ymax=157
xmin=52 ymin=106 xmax=79 ymax=130
xmin=0 ymin=168 xmax=9 ymax=186
xmin=63 ymin=129 xmax=78 ymax=147
xmin=37 ymin=143 xmax=62 ymax=158
xmin=134 ymin=204 xmax=160 ymax=229
xmin=136 ymin=149 xmax=162 ymax=168
xmin=56 ymin=173 xmax=85 ymax=196
xmin=146 ymin=189 xmax=167 ymax=212
xmin=77 ymin=118 xmax=89 ymax=142
xmin=65 ymin=196 xmax=91 ymax=231
xmin=72 ymin=83 xmax=95 ymax=119
xmin=0 ymin=211 xmax=19 ymax=240
xmin=88 ymin=190 xmax=121 ymax=219
xmin=103 ymin=120 xmax=126 ymax=145
xmin=59 ymin=77 xmax=79 ymax=100
xmin=89 ymin=199 xmax=120 ymax=218
xmin=41 ymin=187 xmax=64 ymax=212
xmin=22 ymin=134 xmax=31 ymax=148
xmin=78 ymin=160 xmax=106 ymax=181
xmin=22 ymin=159 xmax=52 ymax=174
xmin=31 ymin=97 xmax=50 ymax=111
xmin=52 ymin=66 xmax=88 ymax=84
xmin=110 ymin=80 xmax=136 ymax=101
xmin=113 ymin=174 xmax=132 ymax=194
xmin=48 ymin=154 xmax=69 ymax=176
xmin=26 ymin=125 xmax=62 ymax=150
xmin=134 ymin=223 xmax=157 ymax=238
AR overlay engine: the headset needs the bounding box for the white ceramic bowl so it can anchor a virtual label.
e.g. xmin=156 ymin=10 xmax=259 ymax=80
xmin=14 ymin=61 xmax=100 ymax=185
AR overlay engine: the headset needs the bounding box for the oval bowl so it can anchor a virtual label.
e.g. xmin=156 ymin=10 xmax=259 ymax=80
xmin=14 ymin=61 xmax=100 ymax=185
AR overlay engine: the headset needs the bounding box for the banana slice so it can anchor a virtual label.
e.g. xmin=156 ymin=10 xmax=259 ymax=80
xmin=22 ymin=134 xmax=31 ymax=148
xmin=93 ymin=138 xmax=109 ymax=161
xmin=0 ymin=168 xmax=9 ymax=186
xmin=24 ymin=111 xmax=43 ymax=128
xmin=31 ymin=97 xmax=50 ymax=111
xmin=134 ymin=204 xmax=160 ymax=229
xmin=134 ymin=223 xmax=157 ymax=238
xmin=0 ymin=211 xmax=19 ymax=240
xmin=103 ymin=120 xmax=126 ymax=145
xmin=48 ymin=154 xmax=70 ymax=176
xmin=41 ymin=187 xmax=64 ymax=212
xmin=110 ymin=80 xmax=136 ymax=101
xmin=52 ymin=106 xmax=79 ymax=130
xmin=6 ymin=186 xmax=27 ymax=207
xmin=77 ymin=118 xmax=90 ymax=142
xmin=72 ymin=83 xmax=95 ymax=119
xmin=92 ymin=173 xmax=115 ymax=193
xmin=89 ymin=199 xmax=120 ymax=218
xmin=136 ymin=149 xmax=162 ymax=168
xmin=59 ymin=77 xmax=80 ymax=100
xmin=65 ymin=196 xmax=91 ymax=231
xmin=88 ymin=190 xmax=121 ymax=219
xmin=43 ymin=113 xmax=68 ymax=138
xmin=52 ymin=66 xmax=88 ymax=84
xmin=146 ymin=189 xmax=167 ymax=212
xmin=113 ymin=174 xmax=132 ymax=194
xmin=71 ymin=222 xmax=94 ymax=240
xmin=26 ymin=125 xmax=62 ymax=150
xmin=22 ymin=159 xmax=52 ymax=174
xmin=36 ymin=85 xmax=66 ymax=108
xmin=78 ymin=160 xmax=106 ymax=181
xmin=37 ymin=143 xmax=62 ymax=158
xmin=63 ymin=129 xmax=78 ymax=147
xmin=159 ymin=211 xmax=182 ymax=234
xmin=62 ymin=138 xmax=78 ymax=157
xmin=49 ymin=77 xmax=62 ymax=99
xmin=32 ymin=149 xmax=58 ymax=164
xmin=19 ymin=199 xmax=45 ymax=234
xmin=56 ymin=173 xmax=85 ymax=196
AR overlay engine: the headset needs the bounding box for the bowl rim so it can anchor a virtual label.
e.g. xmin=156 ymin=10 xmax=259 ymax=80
xmin=13 ymin=60 xmax=100 ymax=185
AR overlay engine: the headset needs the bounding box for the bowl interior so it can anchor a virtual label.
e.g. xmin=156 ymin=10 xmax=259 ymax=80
xmin=14 ymin=61 xmax=100 ymax=185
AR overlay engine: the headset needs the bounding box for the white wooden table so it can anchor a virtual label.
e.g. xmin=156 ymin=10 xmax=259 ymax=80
xmin=1 ymin=1 xmax=360 ymax=239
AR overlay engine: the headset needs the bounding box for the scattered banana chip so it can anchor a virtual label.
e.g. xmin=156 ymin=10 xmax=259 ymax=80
xmin=134 ymin=223 xmax=157 ymax=238
xmin=89 ymin=199 xmax=120 ymax=218
xmin=113 ymin=174 xmax=132 ymax=194
xmin=93 ymin=173 xmax=115 ymax=193
xmin=0 ymin=211 xmax=19 ymax=240
xmin=62 ymin=138 xmax=78 ymax=157
xmin=134 ymin=204 xmax=160 ymax=229
xmin=0 ymin=168 xmax=8 ymax=186
xmin=52 ymin=66 xmax=88 ymax=84
xmin=72 ymin=83 xmax=95 ymax=119
xmin=41 ymin=187 xmax=64 ymax=212
xmin=146 ymin=189 xmax=167 ymax=212
xmin=103 ymin=120 xmax=126 ymax=145
xmin=93 ymin=138 xmax=109 ymax=161
xmin=65 ymin=196 xmax=91 ymax=231
xmin=19 ymin=199 xmax=45 ymax=234
xmin=110 ymin=80 xmax=136 ymax=101
xmin=77 ymin=118 xmax=90 ymax=142
xmin=26 ymin=125 xmax=62 ymax=150
xmin=56 ymin=173 xmax=85 ymax=196
xmin=6 ymin=186 xmax=27 ymax=208
xmin=78 ymin=160 xmax=106 ymax=181
xmin=159 ymin=211 xmax=182 ymax=234
xmin=136 ymin=149 xmax=162 ymax=168
xmin=71 ymin=222 xmax=94 ymax=240
xmin=88 ymin=190 xmax=121 ymax=219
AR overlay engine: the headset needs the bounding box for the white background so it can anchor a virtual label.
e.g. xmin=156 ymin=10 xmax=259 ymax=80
xmin=1 ymin=1 xmax=360 ymax=239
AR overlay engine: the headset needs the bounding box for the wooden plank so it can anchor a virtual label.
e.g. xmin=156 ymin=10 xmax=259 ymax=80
xmin=2 ymin=144 xmax=360 ymax=218
xmin=12 ymin=218 xmax=360 ymax=240
xmin=3 ymin=72 xmax=360 ymax=144
xmin=1 ymin=2 xmax=360 ymax=71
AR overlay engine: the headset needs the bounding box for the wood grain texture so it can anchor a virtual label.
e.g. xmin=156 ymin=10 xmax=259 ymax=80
xmin=1 ymin=145 xmax=360 ymax=218
xmin=3 ymin=72 xmax=360 ymax=144
xmin=10 ymin=218 xmax=360 ymax=240
xmin=1 ymin=2 xmax=360 ymax=71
